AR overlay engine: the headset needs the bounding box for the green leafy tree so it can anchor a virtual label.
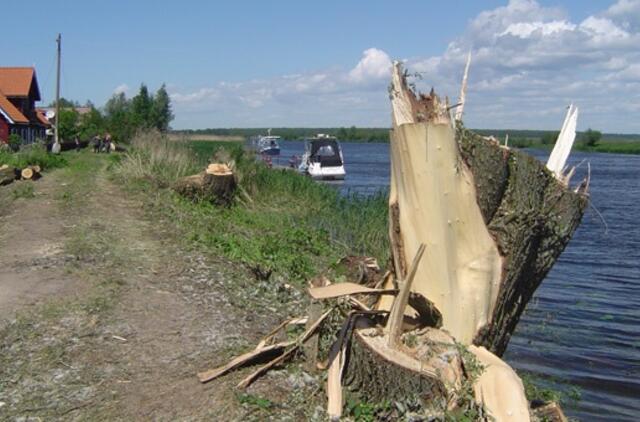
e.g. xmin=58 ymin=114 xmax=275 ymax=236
xmin=77 ymin=107 xmax=105 ymax=139
xmin=582 ymin=128 xmax=602 ymax=147
xmin=150 ymin=84 xmax=174 ymax=132
xmin=131 ymin=84 xmax=153 ymax=129
xmin=58 ymin=108 xmax=79 ymax=141
xmin=104 ymin=92 xmax=135 ymax=142
xmin=48 ymin=97 xmax=80 ymax=108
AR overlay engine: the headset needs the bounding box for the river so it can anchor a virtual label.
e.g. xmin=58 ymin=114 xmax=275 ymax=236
xmin=277 ymin=140 xmax=640 ymax=421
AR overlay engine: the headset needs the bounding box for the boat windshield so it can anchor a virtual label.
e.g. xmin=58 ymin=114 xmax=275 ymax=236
xmin=309 ymin=139 xmax=342 ymax=166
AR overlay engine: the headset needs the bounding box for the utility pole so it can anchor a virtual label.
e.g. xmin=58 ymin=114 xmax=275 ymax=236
xmin=52 ymin=33 xmax=62 ymax=154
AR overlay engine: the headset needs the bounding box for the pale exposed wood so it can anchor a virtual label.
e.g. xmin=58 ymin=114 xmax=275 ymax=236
xmin=198 ymin=340 xmax=294 ymax=383
xmin=386 ymin=63 xmax=503 ymax=345
xmin=307 ymin=282 xmax=396 ymax=300
xmin=327 ymin=346 xmax=344 ymax=420
xmin=256 ymin=317 xmax=308 ymax=350
xmin=469 ymin=345 xmax=530 ymax=422
xmin=206 ymin=163 xmax=233 ymax=176
xmin=532 ymin=402 xmax=568 ymax=422
xmin=547 ymin=104 xmax=578 ymax=182
xmin=326 ymin=316 xmax=354 ymax=420
xmin=21 ymin=168 xmax=33 ymax=180
xmin=455 ymin=51 xmax=471 ymax=122
xmin=390 ymin=61 xmax=416 ymax=127
xmin=237 ymin=308 xmax=333 ymax=389
xmin=385 ymin=243 xmax=426 ymax=348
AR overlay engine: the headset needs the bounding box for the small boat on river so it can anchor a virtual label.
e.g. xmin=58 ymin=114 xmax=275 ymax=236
xmin=298 ymin=134 xmax=346 ymax=180
xmin=251 ymin=129 xmax=281 ymax=156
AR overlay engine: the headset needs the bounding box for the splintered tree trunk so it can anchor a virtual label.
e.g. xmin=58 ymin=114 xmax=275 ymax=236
xmin=380 ymin=62 xmax=587 ymax=356
xmin=340 ymin=62 xmax=586 ymax=420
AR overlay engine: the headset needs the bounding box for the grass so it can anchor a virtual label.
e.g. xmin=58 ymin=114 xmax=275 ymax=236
xmin=0 ymin=143 xmax=68 ymax=169
xmin=11 ymin=183 xmax=35 ymax=199
xmin=113 ymin=131 xmax=389 ymax=286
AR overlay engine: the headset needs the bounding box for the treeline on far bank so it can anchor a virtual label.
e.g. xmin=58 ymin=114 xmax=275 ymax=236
xmin=52 ymin=84 xmax=174 ymax=144
xmin=176 ymin=126 xmax=640 ymax=149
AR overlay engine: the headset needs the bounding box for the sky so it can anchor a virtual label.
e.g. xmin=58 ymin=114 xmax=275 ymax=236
xmin=1 ymin=0 xmax=639 ymax=133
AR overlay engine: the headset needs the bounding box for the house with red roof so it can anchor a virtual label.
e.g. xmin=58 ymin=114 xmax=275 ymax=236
xmin=0 ymin=67 xmax=49 ymax=144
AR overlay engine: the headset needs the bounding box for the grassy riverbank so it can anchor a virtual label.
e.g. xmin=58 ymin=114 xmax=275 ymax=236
xmin=111 ymin=132 xmax=578 ymax=417
xmin=114 ymin=132 xmax=390 ymax=287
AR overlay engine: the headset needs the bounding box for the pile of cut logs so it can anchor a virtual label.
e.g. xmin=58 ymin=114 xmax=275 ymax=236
xmin=0 ymin=164 xmax=42 ymax=186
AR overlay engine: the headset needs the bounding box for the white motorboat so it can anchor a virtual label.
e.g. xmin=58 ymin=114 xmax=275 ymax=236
xmin=298 ymin=134 xmax=346 ymax=180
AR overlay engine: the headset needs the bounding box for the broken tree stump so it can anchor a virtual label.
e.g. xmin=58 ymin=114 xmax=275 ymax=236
xmin=382 ymin=62 xmax=588 ymax=356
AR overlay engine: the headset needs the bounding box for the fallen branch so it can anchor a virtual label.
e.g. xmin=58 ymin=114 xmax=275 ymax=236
xmin=198 ymin=340 xmax=294 ymax=383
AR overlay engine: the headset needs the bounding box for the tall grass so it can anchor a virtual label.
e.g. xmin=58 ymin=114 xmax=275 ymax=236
xmin=114 ymin=131 xmax=390 ymax=284
xmin=114 ymin=130 xmax=200 ymax=187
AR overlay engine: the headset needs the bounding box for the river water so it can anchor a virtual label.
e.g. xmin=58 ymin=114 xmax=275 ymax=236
xmin=278 ymin=140 xmax=640 ymax=421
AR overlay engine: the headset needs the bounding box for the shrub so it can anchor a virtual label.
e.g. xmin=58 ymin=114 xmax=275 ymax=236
xmin=8 ymin=134 xmax=22 ymax=151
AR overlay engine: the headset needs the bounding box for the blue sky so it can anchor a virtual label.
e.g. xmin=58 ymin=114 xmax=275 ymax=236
xmin=2 ymin=1 xmax=639 ymax=132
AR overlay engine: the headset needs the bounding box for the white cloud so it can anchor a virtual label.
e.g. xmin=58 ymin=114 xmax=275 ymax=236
xmin=113 ymin=83 xmax=129 ymax=95
xmin=348 ymin=48 xmax=392 ymax=83
xmin=168 ymin=0 xmax=640 ymax=132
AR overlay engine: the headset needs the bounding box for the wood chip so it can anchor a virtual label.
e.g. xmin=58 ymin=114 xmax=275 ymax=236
xmin=308 ymin=282 xmax=396 ymax=300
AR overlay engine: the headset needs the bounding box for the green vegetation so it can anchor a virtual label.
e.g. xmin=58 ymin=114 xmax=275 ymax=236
xmin=11 ymin=183 xmax=35 ymax=199
xmin=0 ymin=143 xmax=68 ymax=169
xmin=50 ymin=84 xmax=174 ymax=144
xmin=114 ymin=131 xmax=389 ymax=285
xmin=581 ymin=128 xmax=602 ymax=147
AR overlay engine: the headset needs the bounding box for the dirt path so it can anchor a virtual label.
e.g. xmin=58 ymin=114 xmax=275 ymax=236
xmin=0 ymin=154 xmax=292 ymax=420
xmin=0 ymin=176 xmax=84 ymax=319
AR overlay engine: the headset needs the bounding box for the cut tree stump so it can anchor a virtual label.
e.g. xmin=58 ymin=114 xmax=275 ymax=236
xmin=20 ymin=166 xmax=41 ymax=180
xmin=174 ymin=163 xmax=236 ymax=205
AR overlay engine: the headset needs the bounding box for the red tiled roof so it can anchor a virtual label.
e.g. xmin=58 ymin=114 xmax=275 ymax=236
xmin=0 ymin=91 xmax=29 ymax=124
xmin=0 ymin=67 xmax=41 ymax=100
